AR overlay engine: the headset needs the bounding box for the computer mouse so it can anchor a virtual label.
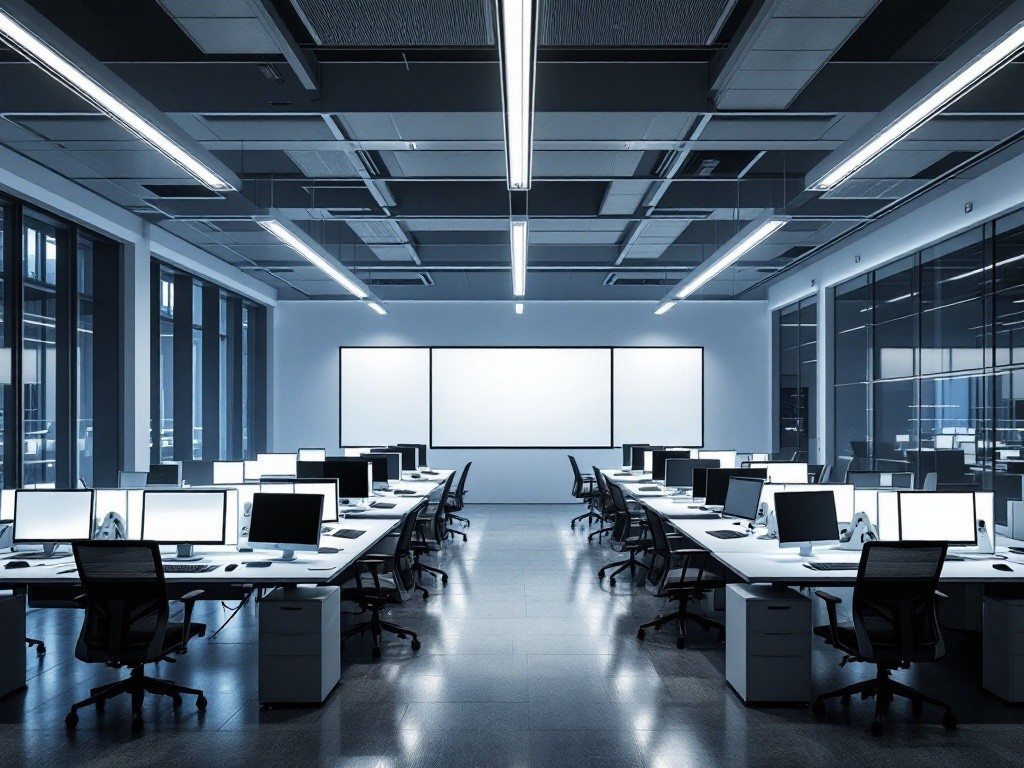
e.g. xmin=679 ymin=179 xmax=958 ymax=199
xmin=993 ymin=563 xmax=1013 ymax=572
xmin=225 ymin=563 xmax=238 ymax=572
xmin=4 ymin=560 xmax=29 ymax=569
xmin=410 ymin=473 xmax=421 ymax=479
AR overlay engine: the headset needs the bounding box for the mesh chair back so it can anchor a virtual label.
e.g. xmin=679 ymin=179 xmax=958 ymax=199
xmin=393 ymin=506 xmax=422 ymax=590
xmin=429 ymin=472 xmax=456 ymax=543
xmin=449 ymin=462 xmax=472 ymax=510
xmin=592 ymin=465 xmax=611 ymax=510
xmin=835 ymin=455 xmax=854 ymax=483
xmin=642 ymin=505 xmax=674 ymax=586
xmin=853 ymin=541 xmax=947 ymax=666
xmin=606 ymin=481 xmax=634 ymax=544
xmin=72 ymin=540 xmax=169 ymax=667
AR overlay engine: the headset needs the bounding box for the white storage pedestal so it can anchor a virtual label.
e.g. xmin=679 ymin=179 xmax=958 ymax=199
xmin=259 ymin=586 xmax=341 ymax=705
xmin=725 ymin=584 xmax=811 ymax=704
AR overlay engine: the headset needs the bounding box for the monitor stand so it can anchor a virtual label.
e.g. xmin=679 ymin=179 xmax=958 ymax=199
xmin=169 ymin=543 xmax=203 ymax=562
xmin=19 ymin=543 xmax=69 ymax=559
xmin=278 ymin=549 xmax=296 ymax=562
xmin=798 ymin=544 xmax=815 ymax=557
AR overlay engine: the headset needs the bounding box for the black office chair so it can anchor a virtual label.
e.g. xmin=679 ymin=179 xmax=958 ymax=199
xmin=444 ymin=462 xmax=472 ymax=541
xmin=25 ymin=637 xmax=45 ymax=655
xmin=412 ymin=473 xmax=454 ymax=586
xmin=65 ymin=541 xmax=207 ymax=732
xmin=811 ymin=540 xmax=956 ymax=736
xmin=587 ymin=466 xmax=617 ymax=542
xmin=835 ymin=454 xmax=854 ymax=483
xmin=568 ymin=455 xmax=600 ymax=529
xmin=636 ymin=507 xmax=723 ymax=648
xmin=597 ymin=481 xmax=651 ymax=586
xmin=342 ymin=509 xmax=424 ymax=658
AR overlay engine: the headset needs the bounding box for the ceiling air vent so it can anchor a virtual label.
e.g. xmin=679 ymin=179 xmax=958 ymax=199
xmin=603 ymin=273 xmax=686 ymax=287
xmin=142 ymin=184 xmax=224 ymax=199
xmin=365 ymin=271 xmax=434 ymax=287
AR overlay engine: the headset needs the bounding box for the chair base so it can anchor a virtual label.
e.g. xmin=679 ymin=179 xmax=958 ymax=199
xmin=66 ymin=665 xmax=206 ymax=731
xmin=342 ymin=606 xmax=420 ymax=659
xmin=414 ymin=559 xmax=449 ymax=586
xmin=444 ymin=526 xmax=468 ymax=543
xmin=637 ymin=598 xmax=724 ymax=649
xmin=812 ymin=666 xmax=956 ymax=735
xmin=448 ymin=513 xmax=470 ymax=527
xmin=570 ymin=508 xmax=602 ymax=529
xmin=588 ymin=524 xmax=615 ymax=542
xmin=598 ymin=550 xmax=649 ymax=586
xmin=25 ymin=637 xmax=45 ymax=656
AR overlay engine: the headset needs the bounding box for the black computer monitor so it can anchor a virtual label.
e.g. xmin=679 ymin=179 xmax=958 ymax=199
xmin=994 ymin=473 xmax=1024 ymax=528
xmin=703 ymin=468 xmax=768 ymax=506
xmin=934 ymin=449 xmax=966 ymax=484
xmin=258 ymin=478 xmax=341 ymax=523
xmin=723 ymin=477 xmax=765 ymax=521
xmin=296 ymin=460 xmax=324 ymax=479
xmin=384 ymin=445 xmax=418 ymax=472
xmin=631 ymin=445 xmax=665 ymax=471
xmin=652 ymin=450 xmax=691 ymax=481
xmin=398 ymin=443 xmax=427 ymax=468
xmin=181 ymin=460 xmax=214 ymax=486
xmin=775 ymin=490 xmax=840 ymax=555
xmin=148 ymin=464 xmax=181 ymax=487
xmin=247 ymin=493 xmax=322 ymax=562
xmin=622 ymin=443 xmax=648 ymax=467
xmin=321 ymin=458 xmax=372 ymax=500
xmin=665 ymin=458 xmax=720 ymax=489
xmin=359 ymin=454 xmax=390 ymax=489
xmin=365 ymin=452 xmax=401 ymax=481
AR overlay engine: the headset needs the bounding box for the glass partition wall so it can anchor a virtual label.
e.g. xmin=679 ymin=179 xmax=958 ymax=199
xmin=776 ymin=297 xmax=817 ymax=460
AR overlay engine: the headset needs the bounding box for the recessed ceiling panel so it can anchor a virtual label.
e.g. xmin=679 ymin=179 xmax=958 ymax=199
xmin=291 ymin=0 xmax=495 ymax=46
xmin=540 ymin=0 xmax=735 ymax=46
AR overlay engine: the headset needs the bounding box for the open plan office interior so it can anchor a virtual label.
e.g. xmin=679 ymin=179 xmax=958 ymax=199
xmin=8 ymin=1 xmax=1024 ymax=766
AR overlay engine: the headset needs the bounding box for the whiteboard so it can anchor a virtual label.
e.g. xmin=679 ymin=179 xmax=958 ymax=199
xmin=430 ymin=348 xmax=612 ymax=447
xmin=613 ymin=347 xmax=703 ymax=447
xmin=340 ymin=348 xmax=430 ymax=446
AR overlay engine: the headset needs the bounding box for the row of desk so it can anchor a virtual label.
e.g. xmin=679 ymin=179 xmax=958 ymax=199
xmin=600 ymin=468 xmax=1024 ymax=704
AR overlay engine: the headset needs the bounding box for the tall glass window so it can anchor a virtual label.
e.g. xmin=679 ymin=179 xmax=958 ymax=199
xmin=776 ymin=297 xmax=817 ymax=459
xmin=157 ymin=271 xmax=174 ymax=462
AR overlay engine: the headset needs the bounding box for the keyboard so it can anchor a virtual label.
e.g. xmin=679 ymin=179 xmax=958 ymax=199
xmin=332 ymin=529 xmax=365 ymax=539
xmin=370 ymin=501 xmax=397 ymax=509
xmin=163 ymin=563 xmax=216 ymax=574
xmin=803 ymin=562 xmax=859 ymax=571
xmin=708 ymin=529 xmax=748 ymax=539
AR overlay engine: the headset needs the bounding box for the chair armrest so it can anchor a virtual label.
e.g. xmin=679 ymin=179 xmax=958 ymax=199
xmin=670 ymin=548 xmax=705 ymax=556
xmin=175 ymin=590 xmax=205 ymax=649
xmin=813 ymin=590 xmax=842 ymax=647
xmin=935 ymin=590 xmax=949 ymax=601
xmin=178 ymin=590 xmax=204 ymax=603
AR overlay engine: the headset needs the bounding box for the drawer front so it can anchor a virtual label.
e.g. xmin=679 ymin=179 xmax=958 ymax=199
xmin=259 ymin=659 xmax=322 ymax=704
xmin=746 ymin=602 xmax=809 ymax=634
xmin=747 ymin=632 xmax=810 ymax=657
xmin=745 ymin=655 xmax=811 ymax=703
xmin=261 ymin=603 xmax=323 ymax=635
xmin=260 ymin=632 xmax=323 ymax=657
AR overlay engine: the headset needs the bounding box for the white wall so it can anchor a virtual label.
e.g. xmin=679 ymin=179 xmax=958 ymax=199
xmin=273 ymin=301 xmax=772 ymax=503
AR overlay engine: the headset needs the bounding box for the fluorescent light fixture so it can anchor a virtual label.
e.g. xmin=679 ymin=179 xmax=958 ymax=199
xmin=366 ymin=301 xmax=387 ymax=316
xmin=674 ymin=218 xmax=786 ymax=300
xmin=0 ymin=8 xmax=233 ymax=191
xmin=255 ymin=218 xmax=369 ymax=299
xmin=654 ymin=301 xmax=677 ymax=316
xmin=946 ymin=252 xmax=1024 ymax=282
xmin=810 ymin=23 xmax=1024 ymax=191
xmin=511 ymin=220 xmax=528 ymax=297
xmin=497 ymin=0 xmax=536 ymax=190
xmin=515 ymin=302 xmax=524 ymax=315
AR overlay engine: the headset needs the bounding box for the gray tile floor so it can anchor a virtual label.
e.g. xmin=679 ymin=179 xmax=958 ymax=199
xmin=2 ymin=504 xmax=1024 ymax=767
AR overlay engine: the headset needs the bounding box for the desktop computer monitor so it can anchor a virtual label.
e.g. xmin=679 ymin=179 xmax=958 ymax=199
xmin=993 ymin=472 xmax=1024 ymax=529
xmin=247 ymin=493 xmax=322 ymax=562
xmin=259 ymin=479 xmax=340 ymax=523
xmin=118 ymin=470 xmax=148 ymax=489
xmin=697 ymin=450 xmax=737 ymax=469
xmin=897 ymin=492 xmax=977 ymax=546
xmin=935 ymin=434 xmax=955 ymax=450
xmin=13 ymin=490 xmax=95 ymax=557
xmin=723 ymin=477 xmax=765 ymax=521
xmin=369 ymin=452 xmax=401 ymax=481
xmin=322 ymin=459 xmax=373 ymax=501
xmin=213 ymin=461 xmax=244 ymax=485
xmin=703 ymin=468 xmax=769 ymax=507
xmin=775 ymin=490 xmax=840 ymax=556
xmin=257 ymin=453 xmax=298 ymax=478
xmin=296 ymin=460 xmax=325 ymax=479
xmin=382 ymin=445 xmax=417 ymax=472
xmin=622 ymin=444 xmax=648 ymax=468
xmin=749 ymin=462 xmax=808 ymax=484
xmin=181 ymin=460 xmax=215 ymax=487
xmin=297 ymin=448 xmax=327 ymax=462
xmin=397 ymin=443 xmax=427 ymax=468
xmin=359 ymin=454 xmax=391 ymax=490
xmin=243 ymin=460 xmax=261 ymax=481
xmin=651 ymin=450 xmax=691 ymax=481
xmin=632 ymin=445 xmax=664 ymax=472
xmin=141 ymin=490 xmax=227 ymax=561
xmin=665 ymin=458 xmax=720 ymax=489
xmin=148 ymin=464 xmax=182 ymax=487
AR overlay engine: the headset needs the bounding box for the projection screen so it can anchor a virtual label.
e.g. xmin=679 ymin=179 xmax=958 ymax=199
xmin=430 ymin=348 xmax=612 ymax=448
xmin=339 ymin=347 xmax=430 ymax=446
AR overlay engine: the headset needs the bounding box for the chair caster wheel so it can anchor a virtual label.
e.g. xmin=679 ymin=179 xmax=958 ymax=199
xmin=196 ymin=696 xmax=208 ymax=711
xmin=411 ymin=640 xmax=421 ymax=652
xmin=676 ymin=637 xmax=685 ymax=649
xmin=609 ymin=578 xmax=616 ymax=587
xmin=598 ymin=571 xmax=605 ymax=580
xmin=912 ymin=698 xmax=923 ymax=714
xmin=36 ymin=646 xmax=45 ymax=656
xmin=571 ymin=523 xmax=576 ymax=530
xmin=65 ymin=713 xmax=78 ymax=729
xmin=942 ymin=712 xmax=957 ymax=730
xmin=870 ymin=720 xmax=884 ymax=737
xmin=371 ymin=647 xmax=382 ymax=659
xmin=637 ymin=629 xmax=646 ymax=641
xmin=812 ymin=701 xmax=826 ymax=718
xmin=840 ymin=694 xmax=851 ymax=707
xmin=131 ymin=714 xmax=145 ymax=733
xmin=441 ymin=576 xmax=448 ymax=585
xmin=397 ymin=633 xmax=407 ymax=640
xmin=172 ymin=695 xmax=183 ymax=708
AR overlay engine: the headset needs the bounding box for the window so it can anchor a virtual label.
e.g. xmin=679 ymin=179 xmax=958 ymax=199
xmin=775 ymin=297 xmax=817 ymax=460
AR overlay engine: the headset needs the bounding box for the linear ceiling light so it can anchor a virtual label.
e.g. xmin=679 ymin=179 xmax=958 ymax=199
xmin=497 ymin=0 xmax=536 ymax=190
xmin=256 ymin=218 xmax=369 ymax=300
xmin=654 ymin=301 xmax=677 ymax=316
xmin=0 ymin=8 xmax=233 ymax=191
xmin=511 ymin=220 xmax=528 ymax=297
xmin=366 ymin=301 xmax=387 ymax=316
xmin=674 ymin=218 xmax=787 ymax=301
xmin=810 ymin=23 xmax=1024 ymax=191
xmin=515 ymin=302 xmax=524 ymax=315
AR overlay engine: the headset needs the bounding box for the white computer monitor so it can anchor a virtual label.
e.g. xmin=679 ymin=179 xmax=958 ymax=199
xmin=257 ymin=453 xmax=298 ymax=478
xmin=213 ymin=461 xmax=245 ymax=485
xmin=897 ymin=492 xmax=977 ymax=546
xmin=247 ymin=493 xmax=322 ymax=562
xmin=142 ymin=490 xmax=227 ymax=561
xmin=13 ymin=490 xmax=95 ymax=557
xmin=697 ymin=450 xmax=737 ymax=469
xmin=297 ymin=448 xmax=327 ymax=462
xmin=935 ymin=435 xmax=955 ymax=450
xmin=259 ymin=479 xmax=339 ymax=523
xmin=0 ymin=488 xmax=16 ymax=521
xmin=749 ymin=462 xmax=808 ymax=484
xmin=118 ymin=470 xmax=148 ymax=489
xmin=774 ymin=490 xmax=839 ymax=556
xmin=243 ymin=460 xmax=261 ymax=481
